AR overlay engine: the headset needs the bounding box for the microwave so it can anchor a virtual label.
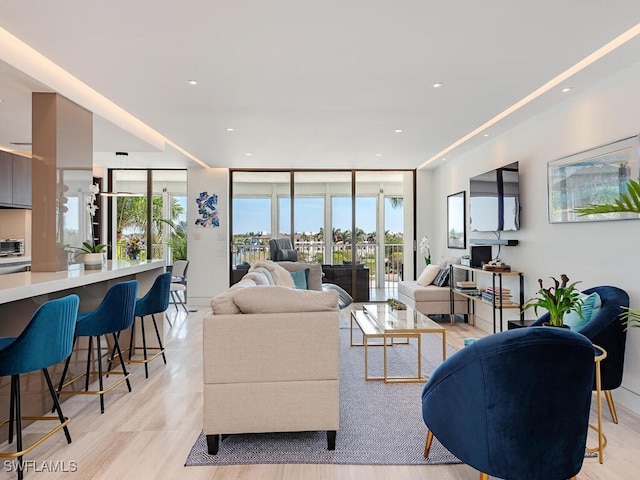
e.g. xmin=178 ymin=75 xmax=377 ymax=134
xmin=0 ymin=239 xmax=24 ymax=256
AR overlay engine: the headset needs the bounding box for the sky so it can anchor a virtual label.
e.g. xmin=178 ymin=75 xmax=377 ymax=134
xmin=232 ymin=197 xmax=404 ymax=235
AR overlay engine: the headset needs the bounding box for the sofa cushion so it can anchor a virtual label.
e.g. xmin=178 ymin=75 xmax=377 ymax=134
xmin=210 ymin=278 xmax=258 ymax=314
xmin=234 ymin=286 xmax=339 ymax=314
xmin=417 ymin=264 xmax=441 ymax=286
xmin=398 ymin=281 xmax=452 ymax=302
xmin=276 ymin=248 xmax=299 ymax=261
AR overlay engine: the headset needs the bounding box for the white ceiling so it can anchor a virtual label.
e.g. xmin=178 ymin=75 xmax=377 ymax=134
xmin=1 ymin=1 xmax=640 ymax=170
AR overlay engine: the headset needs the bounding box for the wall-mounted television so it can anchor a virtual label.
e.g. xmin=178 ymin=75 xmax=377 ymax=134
xmin=469 ymin=162 xmax=520 ymax=232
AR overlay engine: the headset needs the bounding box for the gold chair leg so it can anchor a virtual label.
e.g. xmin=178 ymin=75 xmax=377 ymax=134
xmin=604 ymin=390 xmax=619 ymax=424
xmin=423 ymin=430 xmax=433 ymax=458
xmin=479 ymin=473 xmax=489 ymax=480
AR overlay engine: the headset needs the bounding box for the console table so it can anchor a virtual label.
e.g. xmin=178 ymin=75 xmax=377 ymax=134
xmin=450 ymin=264 xmax=525 ymax=333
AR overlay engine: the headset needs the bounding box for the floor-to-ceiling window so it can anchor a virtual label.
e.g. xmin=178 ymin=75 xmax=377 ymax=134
xmin=232 ymin=171 xmax=290 ymax=265
xmin=231 ymin=170 xmax=414 ymax=301
xmin=106 ymin=169 xmax=187 ymax=263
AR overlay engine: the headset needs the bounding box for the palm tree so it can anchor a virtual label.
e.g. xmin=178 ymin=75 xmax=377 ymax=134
xmin=389 ymin=197 xmax=403 ymax=209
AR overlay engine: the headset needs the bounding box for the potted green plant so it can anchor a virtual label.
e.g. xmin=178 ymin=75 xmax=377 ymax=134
xmin=522 ymin=274 xmax=584 ymax=327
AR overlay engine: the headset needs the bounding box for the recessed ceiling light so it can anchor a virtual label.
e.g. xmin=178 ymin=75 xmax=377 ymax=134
xmin=187 ymin=80 xmax=198 ymax=85
xmin=441 ymin=158 xmax=447 ymax=162
xmin=562 ymin=87 xmax=573 ymax=93
xmin=245 ymin=153 xmax=253 ymax=156
xmin=375 ymin=153 xmax=382 ymax=157
xmin=394 ymin=129 xmax=403 ymax=133
xmin=432 ymin=82 xmax=444 ymax=88
xmin=225 ymin=128 xmax=234 ymax=132
xmin=483 ymin=133 xmax=490 ymax=137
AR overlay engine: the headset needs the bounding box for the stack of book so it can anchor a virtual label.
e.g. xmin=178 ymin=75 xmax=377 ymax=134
xmin=481 ymin=287 xmax=514 ymax=305
xmin=455 ymin=280 xmax=479 ymax=295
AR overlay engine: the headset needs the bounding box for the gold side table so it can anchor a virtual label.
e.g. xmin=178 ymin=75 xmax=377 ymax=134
xmin=587 ymin=344 xmax=607 ymax=463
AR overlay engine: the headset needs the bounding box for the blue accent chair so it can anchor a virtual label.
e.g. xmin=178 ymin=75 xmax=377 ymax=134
xmin=422 ymin=327 xmax=595 ymax=480
xmin=57 ymin=281 xmax=138 ymax=413
xmin=0 ymin=294 xmax=79 ymax=480
xmin=129 ymin=272 xmax=171 ymax=378
xmin=530 ymin=285 xmax=629 ymax=423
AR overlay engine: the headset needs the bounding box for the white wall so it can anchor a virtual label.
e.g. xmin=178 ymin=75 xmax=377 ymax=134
xmin=187 ymin=167 xmax=230 ymax=306
xmin=419 ymin=60 xmax=640 ymax=414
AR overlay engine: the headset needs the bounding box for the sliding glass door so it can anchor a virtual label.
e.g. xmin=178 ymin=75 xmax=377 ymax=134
xmin=230 ymin=170 xmax=414 ymax=300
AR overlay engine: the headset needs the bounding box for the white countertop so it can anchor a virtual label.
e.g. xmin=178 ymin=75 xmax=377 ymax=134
xmin=0 ymin=260 xmax=165 ymax=304
xmin=0 ymin=256 xmax=30 ymax=265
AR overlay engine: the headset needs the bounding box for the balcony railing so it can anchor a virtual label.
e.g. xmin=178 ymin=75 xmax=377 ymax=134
xmin=232 ymin=241 xmax=404 ymax=292
xmin=114 ymin=243 xmax=164 ymax=261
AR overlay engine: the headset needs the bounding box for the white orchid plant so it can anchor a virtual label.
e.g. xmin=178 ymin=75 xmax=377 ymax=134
xmin=71 ymin=183 xmax=107 ymax=254
xmin=419 ymin=236 xmax=431 ymax=266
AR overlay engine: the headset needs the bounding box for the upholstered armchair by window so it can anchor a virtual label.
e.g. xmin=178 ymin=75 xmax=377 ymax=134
xmin=530 ymin=285 xmax=629 ymax=423
xmin=269 ymin=238 xmax=298 ymax=262
xmin=422 ymin=327 xmax=595 ymax=480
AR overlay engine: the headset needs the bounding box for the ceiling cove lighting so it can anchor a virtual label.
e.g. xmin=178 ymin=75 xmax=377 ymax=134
xmin=100 ymin=152 xmax=144 ymax=197
xmin=0 ymin=27 xmax=209 ymax=169
xmin=419 ymin=21 xmax=640 ymax=169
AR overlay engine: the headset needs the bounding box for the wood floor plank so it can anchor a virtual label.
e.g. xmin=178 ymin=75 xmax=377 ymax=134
xmin=0 ymin=305 xmax=638 ymax=479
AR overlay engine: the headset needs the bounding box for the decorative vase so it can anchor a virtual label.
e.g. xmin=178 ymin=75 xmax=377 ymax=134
xmin=83 ymin=252 xmax=104 ymax=270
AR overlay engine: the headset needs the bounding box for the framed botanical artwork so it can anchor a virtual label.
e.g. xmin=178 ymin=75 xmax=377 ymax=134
xmin=548 ymin=135 xmax=640 ymax=223
xmin=447 ymin=191 xmax=466 ymax=249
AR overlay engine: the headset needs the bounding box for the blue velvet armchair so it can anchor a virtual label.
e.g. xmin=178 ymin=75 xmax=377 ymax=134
xmin=421 ymin=327 xmax=595 ymax=480
xmin=530 ymin=285 xmax=629 ymax=423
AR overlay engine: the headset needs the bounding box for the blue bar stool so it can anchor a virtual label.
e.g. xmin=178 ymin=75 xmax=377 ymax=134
xmin=0 ymin=294 xmax=79 ymax=480
xmin=56 ymin=281 xmax=138 ymax=413
xmin=129 ymin=272 xmax=171 ymax=378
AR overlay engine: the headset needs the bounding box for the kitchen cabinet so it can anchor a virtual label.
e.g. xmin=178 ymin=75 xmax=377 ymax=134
xmin=11 ymin=155 xmax=32 ymax=207
xmin=0 ymin=151 xmax=13 ymax=205
xmin=0 ymin=152 xmax=31 ymax=208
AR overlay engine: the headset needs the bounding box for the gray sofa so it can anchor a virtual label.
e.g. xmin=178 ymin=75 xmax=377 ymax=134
xmin=204 ymin=261 xmax=340 ymax=454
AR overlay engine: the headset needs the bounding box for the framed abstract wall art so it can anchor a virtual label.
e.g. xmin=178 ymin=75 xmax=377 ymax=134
xmin=195 ymin=191 xmax=220 ymax=227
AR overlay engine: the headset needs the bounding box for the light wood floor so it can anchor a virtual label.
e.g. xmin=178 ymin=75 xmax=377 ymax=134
xmin=1 ymin=305 xmax=639 ymax=480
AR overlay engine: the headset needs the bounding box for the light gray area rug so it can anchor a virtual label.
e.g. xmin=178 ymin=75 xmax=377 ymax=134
xmin=186 ymin=325 xmax=461 ymax=466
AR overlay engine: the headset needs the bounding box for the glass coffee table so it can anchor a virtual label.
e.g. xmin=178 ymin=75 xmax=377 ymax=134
xmin=350 ymin=304 xmax=447 ymax=383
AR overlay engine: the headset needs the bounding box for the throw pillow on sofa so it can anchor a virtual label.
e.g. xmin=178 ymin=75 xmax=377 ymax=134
xmin=433 ymin=266 xmax=450 ymax=287
xmin=563 ymin=291 xmax=602 ymax=330
xmin=417 ymin=264 xmax=441 ymax=286
xmin=290 ymin=268 xmax=310 ymax=289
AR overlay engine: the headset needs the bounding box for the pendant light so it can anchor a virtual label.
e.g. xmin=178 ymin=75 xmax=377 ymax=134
xmin=101 ymin=152 xmax=143 ymax=197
